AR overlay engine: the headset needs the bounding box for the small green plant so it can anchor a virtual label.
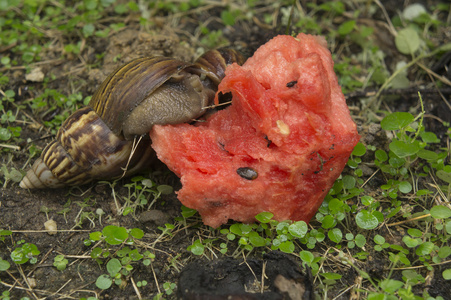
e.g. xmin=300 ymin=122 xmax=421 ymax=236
xmin=299 ymin=250 xmax=322 ymax=275
xmin=72 ymin=197 xmax=97 ymax=229
xmin=95 ymin=258 xmax=129 ymax=290
xmin=151 ymin=223 xmax=176 ymax=247
xmin=84 ymin=225 xmax=155 ymax=290
xmin=187 ymin=238 xmax=207 ymax=256
xmin=86 ymin=225 xmax=144 ymax=248
xmin=95 ymin=251 xmax=155 ymax=290
xmin=0 ymin=229 xmax=12 ymax=242
xmin=136 ymin=280 xmax=147 ymax=288
xmin=53 ymin=255 xmax=68 ymax=271
xmin=10 ymin=242 xmax=40 ymax=265
xmin=163 ymin=281 xmax=177 ymax=296
xmin=0 ymin=164 xmax=22 ymax=187
xmin=106 ymin=176 xmax=173 ymax=218
xmin=187 ymin=212 xmax=310 ymax=258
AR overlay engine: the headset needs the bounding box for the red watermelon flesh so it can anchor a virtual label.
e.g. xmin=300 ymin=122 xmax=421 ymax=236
xmin=150 ymin=33 xmax=360 ymax=228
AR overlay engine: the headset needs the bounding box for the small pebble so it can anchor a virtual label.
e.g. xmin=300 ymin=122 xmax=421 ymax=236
xmin=44 ymin=219 xmax=57 ymax=235
xmin=25 ymin=67 xmax=45 ymax=82
xmin=139 ymin=210 xmax=170 ymax=226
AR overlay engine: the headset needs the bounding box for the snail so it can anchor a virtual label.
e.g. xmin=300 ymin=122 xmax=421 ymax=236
xmin=20 ymin=49 xmax=245 ymax=189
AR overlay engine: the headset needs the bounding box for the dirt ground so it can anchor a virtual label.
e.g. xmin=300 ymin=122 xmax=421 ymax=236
xmin=1 ymin=1 xmax=451 ymax=299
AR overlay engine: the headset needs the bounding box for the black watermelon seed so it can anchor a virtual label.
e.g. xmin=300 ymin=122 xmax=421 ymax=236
xmin=286 ymin=80 xmax=297 ymax=87
xmin=237 ymin=167 xmax=258 ymax=180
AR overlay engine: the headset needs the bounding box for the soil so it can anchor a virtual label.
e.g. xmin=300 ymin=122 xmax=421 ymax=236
xmin=1 ymin=1 xmax=451 ymax=300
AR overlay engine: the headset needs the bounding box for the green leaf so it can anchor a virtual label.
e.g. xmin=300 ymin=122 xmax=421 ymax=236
xmin=255 ymin=212 xmax=273 ymax=223
xmin=114 ymin=3 xmax=128 ymax=14
xmin=181 ymin=206 xmax=197 ymax=218
xmin=389 ymin=140 xmax=420 ymax=158
xmin=90 ymin=247 xmax=103 ymax=258
xmin=1 ymin=56 xmax=10 ymax=65
xmin=321 ymin=272 xmax=342 ymax=280
xmin=443 ymin=269 xmax=451 ymax=280
xmin=89 ymin=231 xmax=102 ymax=241
xmin=279 ymin=241 xmax=295 ymax=253
xmin=248 ymin=231 xmax=266 ymax=247
xmin=395 ymin=27 xmax=420 ymax=55
xmin=368 ymin=293 xmax=388 ymax=300
xmin=391 ymin=73 xmax=410 ymax=89
xmin=106 ymin=258 xmax=122 ymax=276
xmin=190 ymin=240 xmax=204 ymax=256
xmin=387 ymin=206 xmax=401 ymax=218
xmin=356 ymin=210 xmax=379 ymax=230
xmin=276 ymin=222 xmax=289 ymax=235
xmin=373 ymin=211 xmax=384 ymax=223
xmin=342 ymin=175 xmax=356 ymax=189
xmin=240 ymin=224 xmax=252 ymax=235
xmin=0 ymin=128 xmax=12 ymax=141
xmin=299 ymin=250 xmax=314 ymax=264
xmin=417 ymin=149 xmax=438 ymax=161
xmin=352 ymin=142 xmax=366 ymax=156
xmin=437 ymin=170 xmax=451 ymax=184
xmin=375 ymin=149 xmax=388 ymax=162
xmin=221 ymin=10 xmax=236 ymax=26
xmin=321 ymin=215 xmax=336 ymax=229
xmin=398 ymin=181 xmax=412 ymax=194
xmin=288 ymin=221 xmax=308 ymax=238
xmin=0 ymin=259 xmax=10 ymax=271
xmin=361 ymin=195 xmax=375 ymax=206
xmin=129 ymin=249 xmax=144 ymax=261
xmin=381 ymin=279 xmax=403 ymax=293
xmin=0 ymin=229 xmax=12 ymax=236
xmin=338 ymin=20 xmax=356 ymax=35
xmin=403 ymin=236 xmax=419 ymax=248
xmin=96 ymin=274 xmax=113 ymax=290
xmin=388 ymin=157 xmax=406 ymax=168
xmin=355 ymin=234 xmax=366 ymax=248
xmin=230 ymin=224 xmax=243 ymax=236
xmin=407 ymin=228 xmax=422 ymax=238
xmin=403 ymin=3 xmax=427 ymax=20
xmin=402 ymin=270 xmax=424 ymax=284
xmin=157 ymin=185 xmax=173 ymax=195
xmin=416 ymin=242 xmax=434 ymax=256
xmin=82 ymin=23 xmax=95 ymax=37
xmin=381 ymin=112 xmax=414 ymax=130
xmin=438 ymin=246 xmax=451 ymax=259
xmin=328 ymin=228 xmax=342 ymax=243
xmin=103 ymin=225 xmax=128 ymax=245
xmin=328 ymin=198 xmax=343 ymax=214
xmin=420 ymin=131 xmax=440 ymax=143
xmin=130 ymin=228 xmax=144 ymax=239
xmin=430 ymin=205 xmax=451 ymax=219
xmin=84 ymin=0 xmax=98 ymax=10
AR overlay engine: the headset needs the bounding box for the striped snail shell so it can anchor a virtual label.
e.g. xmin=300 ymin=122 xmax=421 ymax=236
xmin=20 ymin=49 xmax=244 ymax=189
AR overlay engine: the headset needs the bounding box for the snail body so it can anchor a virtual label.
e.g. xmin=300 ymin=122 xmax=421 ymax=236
xmin=20 ymin=49 xmax=244 ymax=189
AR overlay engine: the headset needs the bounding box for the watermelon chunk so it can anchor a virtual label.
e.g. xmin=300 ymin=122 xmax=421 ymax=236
xmin=150 ymin=33 xmax=360 ymax=228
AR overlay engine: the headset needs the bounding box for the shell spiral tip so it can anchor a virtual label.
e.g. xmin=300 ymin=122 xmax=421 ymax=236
xmin=20 ymin=158 xmax=63 ymax=189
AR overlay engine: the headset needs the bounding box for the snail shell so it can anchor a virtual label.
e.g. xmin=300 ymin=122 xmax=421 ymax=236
xmin=20 ymin=49 xmax=244 ymax=189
